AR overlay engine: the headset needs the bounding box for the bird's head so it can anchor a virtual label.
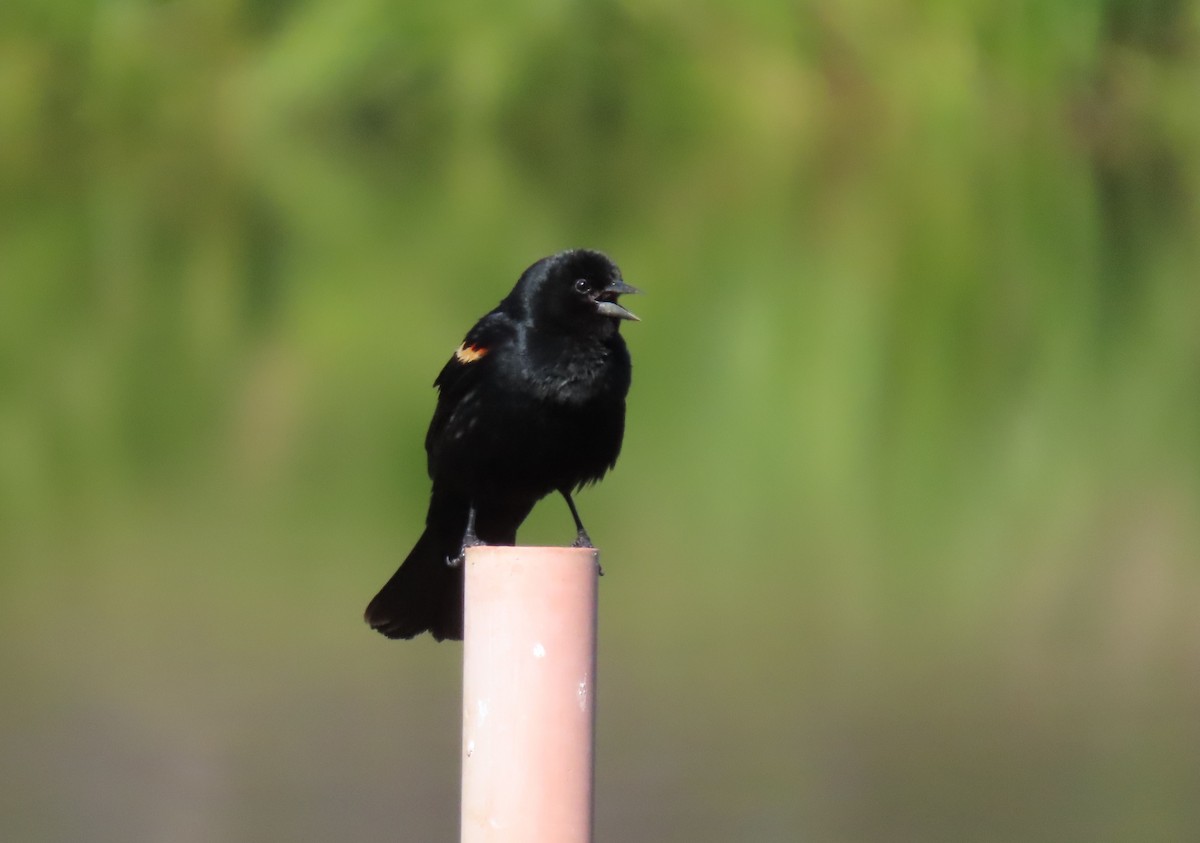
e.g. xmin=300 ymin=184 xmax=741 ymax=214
xmin=512 ymin=249 xmax=640 ymax=333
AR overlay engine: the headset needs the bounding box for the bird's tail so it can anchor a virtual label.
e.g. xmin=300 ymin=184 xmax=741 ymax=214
xmin=365 ymin=525 xmax=464 ymax=641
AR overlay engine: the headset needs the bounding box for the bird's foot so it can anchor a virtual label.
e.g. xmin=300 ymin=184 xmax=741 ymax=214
xmin=446 ymin=534 xmax=486 ymax=568
xmin=571 ymin=529 xmax=594 ymax=549
xmin=448 ymin=506 xmax=485 ymax=567
xmin=571 ymin=530 xmax=603 ymax=574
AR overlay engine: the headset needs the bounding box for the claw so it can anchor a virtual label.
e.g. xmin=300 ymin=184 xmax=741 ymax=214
xmin=571 ymin=529 xmax=594 ymax=549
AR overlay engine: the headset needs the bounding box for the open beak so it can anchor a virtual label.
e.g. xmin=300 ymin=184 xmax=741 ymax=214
xmin=594 ymin=280 xmax=641 ymax=322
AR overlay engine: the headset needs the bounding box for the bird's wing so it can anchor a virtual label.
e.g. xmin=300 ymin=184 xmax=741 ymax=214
xmin=424 ymin=312 xmax=515 ymax=470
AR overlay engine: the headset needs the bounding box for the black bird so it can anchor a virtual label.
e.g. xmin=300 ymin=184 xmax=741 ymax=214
xmin=365 ymin=249 xmax=639 ymax=641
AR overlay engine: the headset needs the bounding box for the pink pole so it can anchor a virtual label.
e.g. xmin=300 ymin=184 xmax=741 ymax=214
xmin=460 ymin=545 xmax=599 ymax=843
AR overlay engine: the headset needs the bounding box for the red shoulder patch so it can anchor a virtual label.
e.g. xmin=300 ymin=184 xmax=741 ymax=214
xmin=455 ymin=342 xmax=489 ymax=363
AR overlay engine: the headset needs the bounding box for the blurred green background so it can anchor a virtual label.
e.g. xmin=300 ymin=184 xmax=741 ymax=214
xmin=3 ymin=0 xmax=1199 ymax=840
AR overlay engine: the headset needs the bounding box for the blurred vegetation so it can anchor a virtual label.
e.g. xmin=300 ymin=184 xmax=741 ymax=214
xmin=2 ymin=0 xmax=1199 ymax=841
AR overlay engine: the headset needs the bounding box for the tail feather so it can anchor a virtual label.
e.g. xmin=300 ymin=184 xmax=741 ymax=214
xmin=365 ymin=529 xmax=463 ymax=641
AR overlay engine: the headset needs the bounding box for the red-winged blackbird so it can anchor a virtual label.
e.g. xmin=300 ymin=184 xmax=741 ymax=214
xmin=365 ymin=249 xmax=639 ymax=641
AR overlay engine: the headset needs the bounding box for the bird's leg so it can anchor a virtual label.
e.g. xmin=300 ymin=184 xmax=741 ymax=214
xmin=561 ymin=490 xmax=592 ymax=548
xmin=463 ymin=503 xmax=482 ymax=547
xmin=561 ymin=491 xmax=604 ymax=575
xmin=448 ymin=503 xmax=485 ymax=567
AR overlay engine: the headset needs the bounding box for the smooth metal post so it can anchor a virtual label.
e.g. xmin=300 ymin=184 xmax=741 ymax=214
xmin=460 ymin=546 xmax=599 ymax=843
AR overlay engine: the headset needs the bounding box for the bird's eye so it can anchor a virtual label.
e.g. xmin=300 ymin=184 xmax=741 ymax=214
xmin=574 ymin=278 xmax=590 ymax=293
